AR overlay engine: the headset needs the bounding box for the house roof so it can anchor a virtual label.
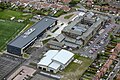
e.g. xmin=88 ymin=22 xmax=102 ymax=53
xmin=41 ymin=3 xmax=50 ymax=8
xmin=116 ymin=43 xmax=120 ymax=51
xmin=61 ymin=5 xmax=70 ymax=11
xmin=62 ymin=0 xmax=71 ymax=3
xmin=109 ymin=1 xmax=120 ymax=8
xmin=8 ymin=17 xmax=57 ymax=49
xmin=94 ymin=43 xmax=120 ymax=79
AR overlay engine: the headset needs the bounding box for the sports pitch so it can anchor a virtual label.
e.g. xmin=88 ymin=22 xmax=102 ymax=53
xmin=0 ymin=10 xmax=32 ymax=51
xmin=0 ymin=10 xmax=32 ymax=20
xmin=0 ymin=20 xmax=25 ymax=51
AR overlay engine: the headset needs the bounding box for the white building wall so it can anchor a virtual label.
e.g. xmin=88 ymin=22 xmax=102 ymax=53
xmin=37 ymin=64 xmax=48 ymax=71
xmin=47 ymin=67 xmax=60 ymax=73
xmin=37 ymin=50 xmax=74 ymax=73
xmin=64 ymin=57 xmax=74 ymax=67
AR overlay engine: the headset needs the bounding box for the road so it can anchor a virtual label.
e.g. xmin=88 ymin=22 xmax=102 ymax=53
xmin=79 ymin=20 xmax=119 ymax=59
xmin=107 ymin=60 xmax=120 ymax=80
xmin=23 ymin=46 xmax=47 ymax=66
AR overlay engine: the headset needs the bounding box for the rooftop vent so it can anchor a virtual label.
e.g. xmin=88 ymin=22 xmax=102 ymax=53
xmin=22 ymin=28 xmax=36 ymax=38
xmin=72 ymin=27 xmax=75 ymax=30
xmin=45 ymin=19 xmax=48 ymax=22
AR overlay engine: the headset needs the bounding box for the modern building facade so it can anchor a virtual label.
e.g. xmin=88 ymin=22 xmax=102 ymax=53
xmin=7 ymin=17 xmax=57 ymax=55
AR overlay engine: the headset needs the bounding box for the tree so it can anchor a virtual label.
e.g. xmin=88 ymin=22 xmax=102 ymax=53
xmin=0 ymin=2 xmax=11 ymax=10
xmin=0 ymin=8 xmax=2 ymax=11
xmin=69 ymin=0 xmax=79 ymax=7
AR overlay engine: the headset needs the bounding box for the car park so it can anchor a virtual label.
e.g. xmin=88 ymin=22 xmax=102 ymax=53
xmin=89 ymin=50 xmax=94 ymax=54
xmin=100 ymin=40 xmax=105 ymax=44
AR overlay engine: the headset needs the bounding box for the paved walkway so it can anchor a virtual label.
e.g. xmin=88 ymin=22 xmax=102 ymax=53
xmin=41 ymin=11 xmax=80 ymax=41
xmin=57 ymin=11 xmax=80 ymax=23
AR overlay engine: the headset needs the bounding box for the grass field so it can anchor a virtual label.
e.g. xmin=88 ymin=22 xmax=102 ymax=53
xmin=0 ymin=10 xmax=32 ymax=20
xmin=64 ymin=14 xmax=74 ymax=19
xmin=0 ymin=20 xmax=25 ymax=51
xmin=0 ymin=9 xmax=33 ymax=51
xmin=60 ymin=54 xmax=93 ymax=80
xmin=53 ymin=10 xmax=67 ymax=17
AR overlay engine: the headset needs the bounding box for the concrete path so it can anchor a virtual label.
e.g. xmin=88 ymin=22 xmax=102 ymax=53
xmin=41 ymin=11 xmax=80 ymax=41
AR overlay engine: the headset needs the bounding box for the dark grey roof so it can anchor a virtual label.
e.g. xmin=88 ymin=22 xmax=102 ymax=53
xmin=109 ymin=1 xmax=120 ymax=8
xmin=55 ymin=34 xmax=65 ymax=42
xmin=8 ymin=17 xmax=57 ymax=48
xmin=47 ymin=40 xmax=64 ymax=47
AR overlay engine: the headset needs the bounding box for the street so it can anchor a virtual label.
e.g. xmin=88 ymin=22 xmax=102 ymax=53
xmin=107 ymin=59 xmax=120 ymax=80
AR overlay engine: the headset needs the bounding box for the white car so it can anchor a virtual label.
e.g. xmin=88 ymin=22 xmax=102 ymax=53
xmin=89 ymin=50 xmax=93 ymax=54
xmin=100 ymin=41 xmax=104 ymax=44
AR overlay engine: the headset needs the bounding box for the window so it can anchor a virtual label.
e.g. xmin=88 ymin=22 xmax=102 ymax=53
xmin=43 ymin=68 xmax=46 ymax=71
xmin=50 ymin=70 xmax=54 ymax=73
xmin=39 ymin=67 xmax=42 ymax=69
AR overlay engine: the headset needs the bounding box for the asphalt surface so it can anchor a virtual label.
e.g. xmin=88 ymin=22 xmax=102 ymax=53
xmin=79 ymin=24 xmax=114 ymax=59
xmin=107 ymin=60 xmax=120 ymax=80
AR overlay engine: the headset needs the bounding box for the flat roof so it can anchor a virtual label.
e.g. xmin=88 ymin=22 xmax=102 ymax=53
xmin=82 ymin=18 xmax=103 ymax=39
xmin=38 ymin=49 xmax=74 ymax=70
xmin=109 ymin=1 xmax=120 ymax=8
xmin=38 ymin=50 xmax=59 ymax=66
xmin=49 ymin=61 xmax=61 ymax=70
xmin=8 ymin=17 xmax=57 ymax=48
xmin=52 ymin=49 xmax=74 ymax=65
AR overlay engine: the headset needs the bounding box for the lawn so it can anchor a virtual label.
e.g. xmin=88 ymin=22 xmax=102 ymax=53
xmin=64 ymin=14 xmax=74 ymax=19
xmin=59 ymin=54 xmax=93 ymax=80
xmin=53 ymin=10 xmax=67 ymax=17
xmin=0 ymin=10 xmax=32 ymax=20
xmin=34 ymin=9 xmax=51 ymax=16
xmin=112 ymin=38 xmax=120 ymax=42
xmin=116 ymin=20 xmax=120 ymax=24
xmin=0 ymin=9 xmax=33 ymax=51
xmin=0 ymin=20 xmax=25 ymax=51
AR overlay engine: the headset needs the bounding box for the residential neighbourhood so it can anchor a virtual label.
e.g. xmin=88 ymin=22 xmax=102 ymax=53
xmin=0 ymin=0 xmax=120 ymax=80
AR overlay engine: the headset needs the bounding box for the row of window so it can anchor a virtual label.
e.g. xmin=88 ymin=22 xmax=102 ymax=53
xmin=39 ymin=67 xmax=54 ymax=73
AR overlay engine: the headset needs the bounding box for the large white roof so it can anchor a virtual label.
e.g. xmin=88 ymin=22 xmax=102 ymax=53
xmin=38 ymin=49 xmax=74 ymax=70
xmin=52 ymin=49 xmax=74 ymax=65
xmin=37 ymin=50 xmax=58 ymax=66
xmin=49 ymin=62 xmax=61 ymax=70
xmin=78 ymin=12 xmax=85 ymax=16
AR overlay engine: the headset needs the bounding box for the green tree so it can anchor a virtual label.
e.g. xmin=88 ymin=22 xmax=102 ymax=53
xmin=69 ymin=0 xmax=79 ymax=7
xmin=0 ymin=2 xmax=11 ymax=10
